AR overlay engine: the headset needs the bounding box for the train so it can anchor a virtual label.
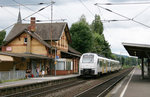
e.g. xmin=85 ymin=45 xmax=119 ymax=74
xmin=79 ymin=53 xmax=121 ymax=77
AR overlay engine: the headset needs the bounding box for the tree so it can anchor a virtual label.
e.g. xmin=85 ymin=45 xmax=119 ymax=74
xmin=91 ymin=14 xmax=112 ymax=58
xmin=0 ymin=30 xmax=6 ymax=45
xmin=91 ymin=14 xmax=103 ymax=34
xmin=70 ymin=15 xmax=93 ymax=53
xmin=121 ymin=56 xmax=125 ymax=65
xmin=91 ymin=33 xmax=104 ymax=54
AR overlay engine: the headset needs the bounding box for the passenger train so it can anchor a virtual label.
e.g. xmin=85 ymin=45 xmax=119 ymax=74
xmin=79 ymin=53 xmax=121 ymax=76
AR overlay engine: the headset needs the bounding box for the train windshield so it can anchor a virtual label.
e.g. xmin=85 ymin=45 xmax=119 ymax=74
xmin=82 ymin=55 xmax=94 ymax=63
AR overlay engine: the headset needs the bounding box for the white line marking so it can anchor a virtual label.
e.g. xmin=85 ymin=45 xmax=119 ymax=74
xmin=120 ymin=69 xmax=135 ymax=97
xmin=111 ymin=78 xmax=125 ymax=94
xmin=112 ymin=71 xmax=132 ymax=94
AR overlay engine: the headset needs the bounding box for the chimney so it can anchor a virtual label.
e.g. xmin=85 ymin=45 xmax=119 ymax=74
xmin=30 ymin=17 xmax=36 ymax=32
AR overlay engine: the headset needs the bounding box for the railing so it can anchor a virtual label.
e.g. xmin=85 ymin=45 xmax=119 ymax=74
xmin=0 ymin=70 xmax=26 ymax=81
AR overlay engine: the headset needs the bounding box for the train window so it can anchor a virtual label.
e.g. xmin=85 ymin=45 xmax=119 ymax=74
xmin=97 ymin=60 xmax=99 ymax=66
xmin=100 ymin=61 xmax=103 ymax=67
xmin=97 ymin=60 xmax=101 ymax=66
xmin=82 ymin=55 xmax=94 ymax=63
xmin=102 ymin=60 xmax=105 ymax=66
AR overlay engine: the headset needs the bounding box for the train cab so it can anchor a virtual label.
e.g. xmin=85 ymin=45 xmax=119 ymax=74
xmin=79 ymin=53 xmax=98 ymax=76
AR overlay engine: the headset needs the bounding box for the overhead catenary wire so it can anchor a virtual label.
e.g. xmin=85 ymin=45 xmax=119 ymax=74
xmin=96 ymin=2 xmax=150 ymax=5
xmin=101 ymin=19 xmax=130 ymax=22
xmin=96 ymin=2 xmax=150 ymax=22
xmin=97 ymin=5 xmax=129 ymax=22
xmin=79 ymin=0 xmax=95 ymax=16
xmin=97 ymin=5 xmax=113 ymax=47
xmin=0 ymin=2 xmax=49 ymax=7
xmin=22 ymin=4 xmax=51 ymax=21
xmin=95 ymin=4 xmax=150 ymax=28
xmin=132 ymin=5 xmax=150 ymax=19
xmin=54 ymin=7 xmax=74 ymax=23
xmin=1 ymin=3 xmax=52 ymax=31
xmin=2 ymin=7 xmax=17 ymax=19
xmin=12 ymin=0 xmax=50 ymax=19
xmin=23 ymin=19 xmax=66 ymax=22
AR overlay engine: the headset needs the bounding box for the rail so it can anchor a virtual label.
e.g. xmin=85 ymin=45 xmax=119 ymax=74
xmin=75 ymin=68 xmax=133 ymax=97
xmin=1 ymin=78 xmax=85 ymax=97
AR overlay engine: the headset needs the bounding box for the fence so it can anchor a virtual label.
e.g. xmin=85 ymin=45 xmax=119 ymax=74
xmin=0 ymin=70 xmax=26 ymax=81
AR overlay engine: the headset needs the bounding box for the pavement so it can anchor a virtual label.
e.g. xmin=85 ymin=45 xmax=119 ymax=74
xmin=106 ymin=67 xmax=150 ymax=97
xmin=0 ymin=74 xmax=79 ymax=89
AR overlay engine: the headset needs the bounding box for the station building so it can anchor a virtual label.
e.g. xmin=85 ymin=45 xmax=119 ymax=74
xmin=0 ymin=17 xmax=81 ymax=80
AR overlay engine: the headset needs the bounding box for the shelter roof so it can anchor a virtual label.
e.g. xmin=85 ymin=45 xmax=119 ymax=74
xmin=122 ymin=42 xmax=150 ymax=58
xmin=61 ymin=51 xmax=81 ymax=58
xmin=68 ymin=45 xmax=81 ymax=55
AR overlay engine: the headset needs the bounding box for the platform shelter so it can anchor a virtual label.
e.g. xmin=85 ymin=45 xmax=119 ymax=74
xmin=123 ymin=42 xmax=150 ymax=79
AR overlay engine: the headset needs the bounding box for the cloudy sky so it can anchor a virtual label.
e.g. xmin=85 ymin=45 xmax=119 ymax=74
xmin=0 ymin=0 xmax=150 ymax=56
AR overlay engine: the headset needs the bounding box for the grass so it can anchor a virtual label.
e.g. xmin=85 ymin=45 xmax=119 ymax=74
xmin=137 ymin=65 xmax=141 ymax=69
xmin=122 ymin=65 xmax=132 ymax=69
xmin=0 ymin=78 xmax=26 ymax=84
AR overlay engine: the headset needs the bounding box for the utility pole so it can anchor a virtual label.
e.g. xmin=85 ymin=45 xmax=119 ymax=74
xmin=50 ymin=0 xmax=55 ymax=55
xmin=50 ymin=0 xmax=56 ymax=76
xmin=50 ymin=0 xmax=65 ymax=76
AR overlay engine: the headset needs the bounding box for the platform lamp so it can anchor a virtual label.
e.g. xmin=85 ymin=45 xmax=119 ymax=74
xmin=134 ymin=51 xmax=136 ymax=56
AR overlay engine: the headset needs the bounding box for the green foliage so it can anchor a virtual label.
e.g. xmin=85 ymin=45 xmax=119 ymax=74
xmin=115 ymin=54 xmax=138 ymax=66
xmin=70 ymin=14 xmax=114 ymax=58
xmin=122 ymin=65 xmax=132 ymax=69
xmin=90 ymin=14 xmax=113 ymax=58
xmin=0 ymin=30 xmax=6 ymax=45
xmin=70 ymin=15 xmax=93 ymax=53
xmin=91 ymin=33 xmax=103 ymax=54
xmin=0 ymin=78 xmax=26 ymax=83
xmin=91 ymin=14 xmax=103 ymax=34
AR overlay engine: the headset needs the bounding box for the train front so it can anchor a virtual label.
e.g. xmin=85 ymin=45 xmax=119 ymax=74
xmin=79 ymin=53 xmax=98 ymax=76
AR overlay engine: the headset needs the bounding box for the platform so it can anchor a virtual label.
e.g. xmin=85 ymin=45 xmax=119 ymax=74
xmin=0 ymin=74 xmax=79 ymax=89
xmin=106 ymin=67 xmax=150 ymax=97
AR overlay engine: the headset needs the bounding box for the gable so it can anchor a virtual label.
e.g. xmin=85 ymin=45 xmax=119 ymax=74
xmin=6 ymin=33 xmax=29 ymax=53
xmin=56 ymin=31 xmax=69 ymax=52
xmin=4 ymin=32 xmax=48 ymax=55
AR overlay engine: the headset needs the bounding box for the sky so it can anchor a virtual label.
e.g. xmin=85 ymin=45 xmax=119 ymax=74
xmin=0 ymin=0 xmax=150 ymax=56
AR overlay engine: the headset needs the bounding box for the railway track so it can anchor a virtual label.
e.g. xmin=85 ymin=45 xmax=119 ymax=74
xmin=74 ymin=68 xmax=133 ymax=97
xmin=2 ymin=79 xmax=86 ymax=97
xmin=1 ymin=68 xmax=133 ymax=97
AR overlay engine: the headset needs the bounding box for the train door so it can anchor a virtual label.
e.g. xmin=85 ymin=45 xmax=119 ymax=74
xmin=102 ymin=60 xmax=104 ymax=73
xmin=97 ymin=59 xmax=101 ymax=75
xmin=106 ymin=60 xmax=108 ymax=73
xmin=107 ymin=60 xmax=110 ymax=72
xmin=99 ymin=60 xmax=102 ymax=74
xmin=110 ymin=61 xmax=112 ymax=72
xmin=104 ymin=60 xmax=107 ymax=73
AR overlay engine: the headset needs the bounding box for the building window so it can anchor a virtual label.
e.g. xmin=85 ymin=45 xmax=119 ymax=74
xmin=56 ymin=61 xmax=65 ymax=70
xmin=66 ymin=61 xmax=73 ymax=70
xmin=56 ymin=59 xmax=73 ymax=71
xmin=24 ymin=37 xmax=27 ymax=44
